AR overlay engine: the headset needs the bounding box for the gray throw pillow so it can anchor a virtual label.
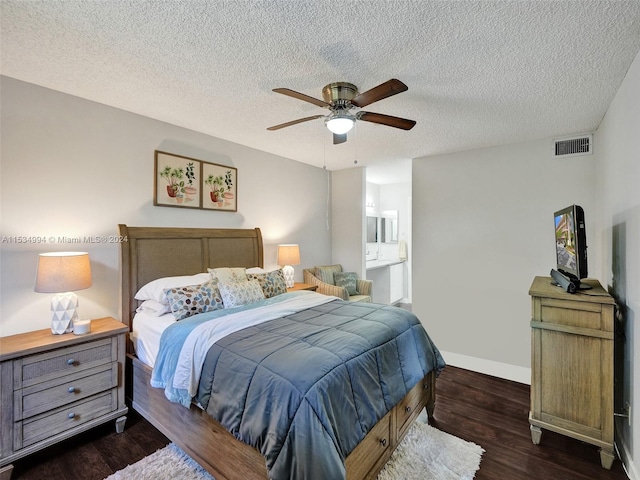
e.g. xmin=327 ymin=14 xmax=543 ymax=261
xmin=334 ymin=272 xmax=359 ymax=296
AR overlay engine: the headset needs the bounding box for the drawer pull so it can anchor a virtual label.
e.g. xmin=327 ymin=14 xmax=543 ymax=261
xmin=68 ymin=412 xmax=76 ymax=419
xmin=405 ymin=406 xmax=412 ymax=413
xmin=67 ymin=359 xmax=76 ymax=366
xmin=380 ymin=438 xmax=387 ymax=447
xmin=68 ymin=386 xmax=76 ymax=393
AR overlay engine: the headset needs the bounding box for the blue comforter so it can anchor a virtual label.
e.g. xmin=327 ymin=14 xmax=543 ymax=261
xmin=153 ymin=294 xmax=444 ymax=480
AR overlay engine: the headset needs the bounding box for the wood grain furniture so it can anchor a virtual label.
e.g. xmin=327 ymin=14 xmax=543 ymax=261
xmin=286 ymin=282 xmax=317 ymax=292
xmin=529 ymin=276 xmax=616 ymax=469
xmin=0 ymin=317 xmax=128 ymax=480
xmin=119 ymin=224 xmax=437 ymax=480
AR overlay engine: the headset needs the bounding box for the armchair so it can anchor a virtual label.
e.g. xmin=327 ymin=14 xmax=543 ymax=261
xmin=303 ymin=265 xmax=372 ymax=302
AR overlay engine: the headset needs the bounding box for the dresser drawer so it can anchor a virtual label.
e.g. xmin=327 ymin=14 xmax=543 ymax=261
xmin=539 ymin=298 xmax=603 ymax=329
xmin=15 ymin=338 xmax=117 ymax=389
xmin=15 ymin=364 xmax=118 ymax=420
xmin=396 ymin=379 xmax=428 ymax=437
xmin=18 ymin=391 xmax=117 ymax=449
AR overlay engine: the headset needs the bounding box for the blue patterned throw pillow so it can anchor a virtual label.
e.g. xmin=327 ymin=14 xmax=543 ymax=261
xmin=164 ymin=280 xmax=224 ymax=321
xmin=247 ymin=269 xmax=287 ymax=298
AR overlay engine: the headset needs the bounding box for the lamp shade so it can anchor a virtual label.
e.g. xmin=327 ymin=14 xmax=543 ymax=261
xmin=35 ymin=252 xmax=92 ymax=293
xmin=277 ymin=244 xmax=300 ymax=266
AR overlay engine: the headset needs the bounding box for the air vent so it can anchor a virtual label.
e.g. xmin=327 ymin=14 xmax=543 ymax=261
xmin=554 ymin=134 xmax=593 ymax=157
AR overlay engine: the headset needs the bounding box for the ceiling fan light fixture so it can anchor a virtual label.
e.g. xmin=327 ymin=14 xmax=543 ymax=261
xmin=326 ymin=115 xmax=355 ymax=135
xmin=269 ymin=79 xmax=415 ymax=143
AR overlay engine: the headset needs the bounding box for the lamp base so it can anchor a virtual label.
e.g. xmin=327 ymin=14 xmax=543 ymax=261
xmin=282 ymin=265 xmax=295 ymax=288
xmin=51 ymin=292 xmax=79 ymax=334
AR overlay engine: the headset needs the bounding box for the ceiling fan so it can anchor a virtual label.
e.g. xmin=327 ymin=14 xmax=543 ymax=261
xmin=267 ymin=79 xmax=416 ymax=144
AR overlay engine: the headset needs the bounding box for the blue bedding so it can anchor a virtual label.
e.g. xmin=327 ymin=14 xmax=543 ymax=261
xmin=153 ymin=294 xmax=444 ymax=480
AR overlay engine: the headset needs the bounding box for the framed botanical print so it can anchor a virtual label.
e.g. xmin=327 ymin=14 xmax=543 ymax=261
xmin=154 ymin=150 xmax=238 ymax=212
xmin=154 ymin=151 xmax=202 ymax=209
xmin=202 ymin=162 xmax=237 ymax=211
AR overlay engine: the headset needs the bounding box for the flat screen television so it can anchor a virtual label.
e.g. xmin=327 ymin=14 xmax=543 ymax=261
xmin=552 ymin=204 xmax=590 ymax=291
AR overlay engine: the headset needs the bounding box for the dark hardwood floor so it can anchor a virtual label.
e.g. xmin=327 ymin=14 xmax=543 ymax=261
xmin=9 ymin=411 xmax=169 ymax=480
xmin=9 ymin=366 xmax=630 ymax=479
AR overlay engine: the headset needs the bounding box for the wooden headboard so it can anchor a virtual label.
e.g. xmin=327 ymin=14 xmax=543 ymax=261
xmin=118 ymin=224 xmax=263 ymax=330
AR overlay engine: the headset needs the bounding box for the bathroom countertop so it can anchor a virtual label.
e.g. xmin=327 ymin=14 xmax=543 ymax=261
xmin=365 ymin=259 xmax=404 ymax=270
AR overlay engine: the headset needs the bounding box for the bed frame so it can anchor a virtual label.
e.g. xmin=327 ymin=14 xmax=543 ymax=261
xmin=119 ymin=224 xmax=436 ymax=480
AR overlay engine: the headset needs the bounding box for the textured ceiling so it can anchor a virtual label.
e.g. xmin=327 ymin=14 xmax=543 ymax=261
xmin=2 ymin=1 xmax=640 ymax=183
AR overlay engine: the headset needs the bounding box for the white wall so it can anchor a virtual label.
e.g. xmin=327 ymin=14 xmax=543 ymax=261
xmin=331 ymin=167 xmax=366 ymax=277
xmin=0 ymin=77 xmax=331 ymax=336
xmin=412 ymin=138 xmax=597 ymax=380
xmin=594 ymin=48 xmax=640 ymax=480
xmin=365 ymin=181 xmax=380 ymax=259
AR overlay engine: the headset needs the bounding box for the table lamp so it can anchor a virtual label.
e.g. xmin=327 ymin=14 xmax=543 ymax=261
xmin=277 ymin=244 xmax=300 ymax=288
xmin=35 ymin=252 xmax=92 ymax=334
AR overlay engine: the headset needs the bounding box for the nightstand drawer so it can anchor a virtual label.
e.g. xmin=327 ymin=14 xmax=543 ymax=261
xmin=16 ymin=364 xmax=118 ymax=420
xmin=16 ymin=338 xmax=117 ymax=389
xmin=19 ymin=391 xmax=117 ymax=449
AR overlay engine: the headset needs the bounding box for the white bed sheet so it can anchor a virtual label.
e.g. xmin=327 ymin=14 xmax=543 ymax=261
xmin=131 ymin=311 xmax=176 ymax=367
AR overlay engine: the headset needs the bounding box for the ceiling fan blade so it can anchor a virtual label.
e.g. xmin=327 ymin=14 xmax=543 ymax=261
xmin=273 ymin=88 xmax=331 ymax=108
xmin=357 ymin=111 xmax=416 ymax=130
xmin=333 ymin=133 xmax=347 ymax=145
xmin=267 ymin=115 xmax=324 ymax=131
xmin=350 ymin=79 xmax=408 ymax=108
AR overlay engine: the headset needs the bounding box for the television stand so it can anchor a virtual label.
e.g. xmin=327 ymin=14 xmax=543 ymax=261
xmin=529 ymin=276 xmax=616 ymax=469
xmin=550 ymin=269 xmax=592 ymax=293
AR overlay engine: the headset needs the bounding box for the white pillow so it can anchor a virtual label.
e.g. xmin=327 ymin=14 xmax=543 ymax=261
xmin=208 ymin=267 xmax=247 ymax=284
xmin=134 ymin=273 xmax=211 ymax=303
xmin=136 ymin=300 xmax=171 ymax=316
xmin=245 ymin=267 xmax=267 ymax=274
xmin=218 ymin=280 xmax=265 ymax=308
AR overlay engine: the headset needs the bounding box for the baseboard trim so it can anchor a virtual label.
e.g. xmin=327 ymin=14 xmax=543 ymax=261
xmin=615 ymin=422 xmax=638 ymax=480
xmin=440 ymin=351 xmax=531 ymax=385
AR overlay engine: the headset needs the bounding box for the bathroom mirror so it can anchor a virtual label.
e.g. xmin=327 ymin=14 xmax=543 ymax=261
xmin=366 ymin=216 xmax=378 ymax=243
xmin=381 ymin=210 xmax=398 ymax=243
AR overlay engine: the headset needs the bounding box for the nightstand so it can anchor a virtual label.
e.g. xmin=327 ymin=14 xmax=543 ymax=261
xmin=0 ymin=317 xmax=129 ymax=479
xmin=287 ymin=282 xmax=317 ymax=292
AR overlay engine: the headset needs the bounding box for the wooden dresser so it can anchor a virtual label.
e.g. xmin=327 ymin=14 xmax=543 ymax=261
xmin=528 ymin=276 xmax=616 ymax=469
xmin=0 ymin=317 xmax=128 ymax=479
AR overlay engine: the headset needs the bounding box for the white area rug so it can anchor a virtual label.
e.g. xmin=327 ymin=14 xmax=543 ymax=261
xmin=377 ymin=421 xmax=484 ymax=480
xmin=105 ymin=419 xmax=483 ymax=480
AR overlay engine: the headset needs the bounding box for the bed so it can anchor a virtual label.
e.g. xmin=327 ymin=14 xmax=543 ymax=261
xmin=119 ymin=224 xmax=444 ymax=480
